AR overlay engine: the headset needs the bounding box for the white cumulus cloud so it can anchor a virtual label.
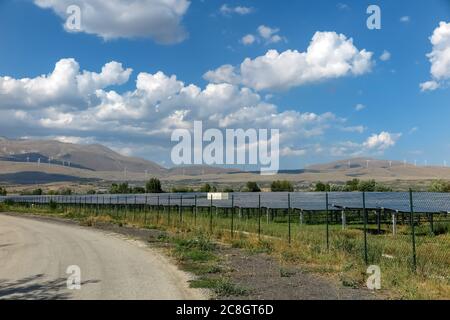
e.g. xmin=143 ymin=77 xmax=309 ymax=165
xmin=220 ymin=4 xmax=254 ymax=16
xmin=363 ymin=132 xmax=401 ymax=151
xmin=33 ymin=0 xmax=190 ymax=43
xmin=380 ymin=50 xmax=391 ymax=61
xmin=241 ymin=34 xmax=257 ymax=46
xmin=0 ymin=59 xmax=132 ymax=109
xmin=208 ymin=31 xmax=373 ymax=91
xmin=0 ymin=58 xmax=356 ymax=162
xmin=420 ymin=21 xmax=450 ymax=91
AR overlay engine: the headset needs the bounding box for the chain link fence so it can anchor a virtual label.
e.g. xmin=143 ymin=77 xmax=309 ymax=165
xmin=1 ymin=191 xmax=449 ymax=293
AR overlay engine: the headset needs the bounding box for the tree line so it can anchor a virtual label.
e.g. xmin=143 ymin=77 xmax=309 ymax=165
xmin=2 ymin=179 xmax=450 ymax=196
xmin=314 ymin=179 xmax=393 ymax=192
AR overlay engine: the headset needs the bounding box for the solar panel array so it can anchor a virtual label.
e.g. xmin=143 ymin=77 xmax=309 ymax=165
xmin=2 ymin=192 xmax=450 ymax=213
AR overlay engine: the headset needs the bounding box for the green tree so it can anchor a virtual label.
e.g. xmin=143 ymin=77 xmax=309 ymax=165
xmin=146 ymin=178 xmax=163 ymax=193
xmin=87 ymin=189 xmax=97 ymax=195
xmin=132 ymin=186 xmax=146 ymax=194
xmin=357 ymin=180 xmax=377 ymax=192
xmin=171 ymin=186 xmax=194 ymax=193
xmin=246 ymin=182 xmax=261 ymax=192
xmin=314 ymin=182 xmax=330 ymax=192
xmin=0 ymin=186 xmax=6 ymax=196
xmin=330 ymin=184 xmax=345 ymax=192
xmin=429 ymin=180 xmax=450 ymax=193
xmin=59 ymin=188 xmax=72 ymax=195
xmin=345 ymin=179 xmax=360 ymax=191
xmin=110 ymin=183 xmax=131 ymax=194
xmin=32 ymin=188 xmax=43 ymax=195
xmin=374 ymin=184 xmax=393 ymax=192
xmin=271 ymin=180 xmax=294 ymax=192
xmin=223 ymin=187 xmax=234 ymax=193
xmin=200 ymin=183 xmax=212 ymax=192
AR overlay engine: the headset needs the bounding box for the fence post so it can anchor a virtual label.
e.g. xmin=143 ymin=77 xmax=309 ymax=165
xmin=124 ymin=196 xmax=127 ymax=220
xmin=194 ymin=195 xmax=197 ymax=226
xmin=95 ymin=195 xmax=99 ymax=216
xmin=288 ymin=193 xmax=291 ymax=244
xmin=144 ymin=195 xmax=148 ymax=225
xmin=133 ymin=195 xmax=137 ymax=222
xmin=179 ymin=195 xmax=183 ymax=223
xmin=409 ymin=189 xmax=417 ymax=272
xmin=326 ymin=193 xmax=330 ymax=250
xmin=157 ymin=195 xmax=160 ymax=224
xmin=168 ymin=195 xmax=171 ymax=226
xmin=209 ymin=197 xmax=213 ymax=233
xmin=258 ymin=194 xmax=261 ymax=239
xmin=363 ymin=192 xmax=368 ymax=265
xmin=231 ymin=195 xmax=234 ymax=239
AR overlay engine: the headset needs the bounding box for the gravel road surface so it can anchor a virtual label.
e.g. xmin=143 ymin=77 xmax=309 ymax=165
xmin=0 ymin=214 xmax=205 ymax=300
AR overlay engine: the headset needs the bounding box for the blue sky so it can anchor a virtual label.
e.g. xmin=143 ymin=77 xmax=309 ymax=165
xmin=0 ymin=0 xmax=450 ymax=170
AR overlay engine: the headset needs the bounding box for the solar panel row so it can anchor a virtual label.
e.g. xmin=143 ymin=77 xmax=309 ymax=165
xmin=2 ymin=192 xmax=450 ymax=213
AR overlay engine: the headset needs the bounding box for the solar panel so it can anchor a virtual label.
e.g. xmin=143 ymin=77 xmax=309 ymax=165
xmin=2 ymin=192 xmax=450 ymax=213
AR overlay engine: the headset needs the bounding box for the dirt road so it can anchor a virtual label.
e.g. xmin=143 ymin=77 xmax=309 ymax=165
xmin=0 ymin=214 xmax=205 ymax=300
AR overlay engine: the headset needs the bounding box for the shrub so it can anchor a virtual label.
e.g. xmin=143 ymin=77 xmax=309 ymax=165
xmin=171 ymin=187 xmax=194 ymax=193
xmin=132 ymin=186 xmax=146 ymax=194
xmin=146 ymin=178 xmax=163 ymax=193
xmin=374 ymin=184 xmax=393 ymax=192
xmin=59 ymin=188 xmax=72 ymax=195
xmin=345 ymin=179 xmax=360 ymax=192
xmin=271 ymin=180 xmax=294 ymax=192
xmin=315 ymin=182 xmax=330 ymax=192
xmin=0 ymin=186 xmax=7 ymax=196
xmin=200 ymin=183 xmax=211 ymax=192
xmin=433 ymin=222 xmax=450 ymax=235
xmin=49 ymin=200 xmax=58 ymax=211
xmin=245 ymin=182 xmax=261 ymax=192
xmin=357 ymin=180 xmax=377 ymax=192
xmin=110 ymin=183 xmax=131 ymax=194
xmin=32 ymin=188 xmax=43 ymax=195
xmin=428 ymin=180 xmax=450 ymax=193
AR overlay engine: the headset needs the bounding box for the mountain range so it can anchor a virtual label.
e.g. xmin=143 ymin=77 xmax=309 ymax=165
xmin=0 ymin=138 xmax=450 ymax=186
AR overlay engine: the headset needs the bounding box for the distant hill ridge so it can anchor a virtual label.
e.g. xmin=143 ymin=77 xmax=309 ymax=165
xmin=0 ymin=138 xmax=239 ymax=177
xmin=0 ymin=138 xmax=165 ymax=174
